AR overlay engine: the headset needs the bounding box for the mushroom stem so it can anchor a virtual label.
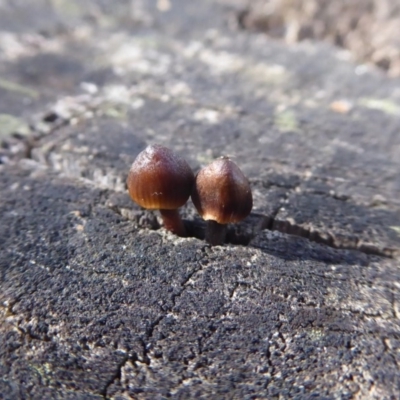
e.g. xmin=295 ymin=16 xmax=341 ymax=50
xmin=205 ymin=220 xmax=227 ymax=246
xmin=159 ymin=209 xmax=187 ymax=237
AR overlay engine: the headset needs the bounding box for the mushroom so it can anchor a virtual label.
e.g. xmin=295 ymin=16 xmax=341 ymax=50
xmin=191 ymin=156 xmax=253 ymax=245
xmin=127 ymin=144 xmax=194 ymax=237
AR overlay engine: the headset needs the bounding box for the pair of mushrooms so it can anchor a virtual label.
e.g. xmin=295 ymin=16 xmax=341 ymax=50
xmin=127 ymin=145 xmax=252 ymax=245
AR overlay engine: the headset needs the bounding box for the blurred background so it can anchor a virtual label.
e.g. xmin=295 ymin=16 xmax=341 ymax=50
xmin=226 ymin=0 xmax=400 ymax=77
xmin=1 ymin=0 xmax=399 ymax=76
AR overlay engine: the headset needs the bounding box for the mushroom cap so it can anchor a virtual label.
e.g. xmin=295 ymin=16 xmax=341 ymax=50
xmin=127 ymin=145 xmax=194 ymax=210
xmin=191 ymin=157 xmax=253 ymax=224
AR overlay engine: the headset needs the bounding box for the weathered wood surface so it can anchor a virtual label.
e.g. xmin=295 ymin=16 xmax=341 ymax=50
xmin=1 ymin=1 xmax=400 ymax=399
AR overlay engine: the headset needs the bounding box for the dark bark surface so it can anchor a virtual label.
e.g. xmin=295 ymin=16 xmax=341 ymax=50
xmin=1 ymin=1 xmax=400 ymax=399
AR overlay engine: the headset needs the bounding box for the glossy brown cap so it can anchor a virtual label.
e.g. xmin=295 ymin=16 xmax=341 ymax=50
xmin=191 ymin=157 xmax=253 ymax=224
xmin=127 ymin=145 xmax=194 ymax=210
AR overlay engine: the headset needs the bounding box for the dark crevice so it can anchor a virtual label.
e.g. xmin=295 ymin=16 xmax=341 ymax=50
xmin=107 ymin=203 xmax=396 ymax=258
xmin=0 ymin=107 xmax=74 ymax=164
xmin=271 ymin=217 xmax=396 ymax=258
xmin=138 ymin=252 xmax=209 ymax=375
xmin=228 ymin=282 xmax=240 ymax=299
xmin=146 ymin=316 xmax=164 ymax=341
xmin=100 ymin=354 xmax=129 ymax=399
xmin=22 ymin=328 xmax=52 ymax=343
xmin=42 ymin=111 xmax=60 ymax=123
xmin=100 ymin=347 xmax=147 ymax=398
xmin=186 ymin=212 xmax=396 ymax=258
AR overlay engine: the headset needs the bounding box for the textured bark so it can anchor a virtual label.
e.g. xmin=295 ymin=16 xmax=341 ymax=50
xmin=1 ymin=1 xmax=399 ymax=399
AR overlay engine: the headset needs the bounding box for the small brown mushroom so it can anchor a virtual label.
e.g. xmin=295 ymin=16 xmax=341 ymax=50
xmin=127 ymin=144 xmax=194 ymax=237
xmin=191 ymin=156 xmax=253 ymax=245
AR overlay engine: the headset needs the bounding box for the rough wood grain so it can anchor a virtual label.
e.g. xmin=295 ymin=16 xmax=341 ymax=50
xmin=1 ymin=1 xmax=400 ymax=399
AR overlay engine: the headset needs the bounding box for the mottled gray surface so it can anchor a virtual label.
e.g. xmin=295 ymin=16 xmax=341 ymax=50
xmin=1 ymin=1 xmax=400 ymax=399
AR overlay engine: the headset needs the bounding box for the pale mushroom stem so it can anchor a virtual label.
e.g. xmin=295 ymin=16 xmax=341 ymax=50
xmin=159 ymin=209 xmax=187 ymax=237
xmin=205 ymin=220 xmax=227 ymax=246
